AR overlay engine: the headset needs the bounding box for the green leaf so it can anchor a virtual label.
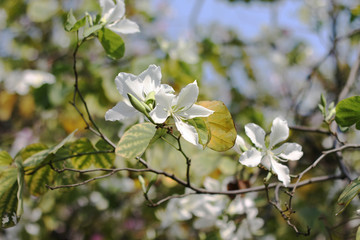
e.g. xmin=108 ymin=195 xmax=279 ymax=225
xmin=98 ymin=28 xmax=125 ymax=59
xmin=187 ymin=117 xmax=210 ymax=148
xmin=116 ymin=122 xmax=157 ymax=159
xmin=336 ymin=177 xmax=360 ymax=215
xmin=19 ymin=143 xmax=48 ymax=160
xmin=357 ymin=225 xmax=360 ymax=240
xmin=335 ymin=96 xmax=360 ymax=130
xmin=25 ymin=165 xmax=54 ymax=196
xmin=94 ymin=140 xmax=114 ymax=168
xmin=198 ymin=101 xmax=237 ymax=151
xmin=149 ymin=127 xmax=167 ymax=145
xmin=83 ymin=24 xmax=103 ymax=38
xmin=0 ymin=167 xmax=20 ymax=228
xmin=0 ymin=151 xmax=13 ymax=167
xmin=23 ymin=130 xmax=77 ymax=167
xmin=64 ymin=9 xmax=77 ymax=31
xmin=70 ymin=138 xmax=96 ymax=169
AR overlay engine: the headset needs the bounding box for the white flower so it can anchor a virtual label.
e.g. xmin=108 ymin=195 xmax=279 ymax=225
xmin=150 ymin=80 xmax=214 ymax=146
xmin=232 ymin=135 xmax=247 ymax=154
xmin=239 ymin=117 xmax=303 ymax=187
xmin=2 ymin=70 xmax=55 ymax=95
xmin=105 ymin=64 xmax=173 ymax=122
xmin=99 ymin=0 xmax=139 ymax=35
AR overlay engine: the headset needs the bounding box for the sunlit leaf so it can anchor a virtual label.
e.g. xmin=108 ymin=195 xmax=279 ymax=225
xmin=0 ymin=151 xmax=13 ymax=167
xmin=70 ymin=138 xmax=95 ymax=169
xmin=116 ymin=122 xmax=157 ymax=159
xmin=149 ymin=127 xmax=168 ymax=145
xmin=94 ymin=140 xmax=114 ymax=168
xmin=198 ymin=101 xmax=237 ymax=151
xmin=187 ymin=117 xmax=210 ymax=148
xmin=98 ymin=28 xmax=125 ymax=59
xmin=83 ymin=24 xmax=103 ymax=38
xmin=64 ymin=9 xmax=86 ymax=32
xmin=25 ymin=165 xmax=54 ymax=196
xmin=335 ymin=96 xmax=360 ymax=130
xmin=336 ymin=177 xmax=360 ymax=215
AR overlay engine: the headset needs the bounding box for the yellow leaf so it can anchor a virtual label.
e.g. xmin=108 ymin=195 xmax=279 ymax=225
xmin=198 ymin=101 xmax=237 ymax=152
xmin=0 ymin=92 xmax=17 ymax=121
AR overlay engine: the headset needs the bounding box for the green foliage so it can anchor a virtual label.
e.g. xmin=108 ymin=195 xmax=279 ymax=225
xmin=98 ymin=28 xmax=125 ymax=60
xmin=23 ymin=130 xmax=77 ymax=168
xmin=0 ymin=153 xmax=23 ymax=229
xmin=64 ymin=9 xmax=86 ymax=32
xmin=336 ymin=177 xmax=360 ymax=215
xmin=198 ymin=101 xmax=237 ymax=151
xmin=116 ymin=122 xmax=157 ymax=159
xmin=318 ymin=93 xmax=335 ymax=123
xmin=187 ymin=117 xmax=210 ymax=148
xmin=335 ymin=96 xmax=360 ymax=129
xmin=0 ymin=151 xmax=13 ymax=167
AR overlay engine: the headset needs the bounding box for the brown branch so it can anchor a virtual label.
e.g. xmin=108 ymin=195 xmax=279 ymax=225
xmin=338 ymin=47 xmax=360 ymax=101
xmin=71 ymin=32 xmax=116 ymax=149
xmin=290 ymin=125 xmax=330 ymax=135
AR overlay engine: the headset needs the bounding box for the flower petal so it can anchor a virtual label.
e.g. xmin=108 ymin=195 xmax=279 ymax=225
xmin=150 ymin=91 xmax=175 ymax=123
xmin=273 ymin=143 xmax=303 ymax=161
xmin=244 ymin=123 xmax=266 ymax=149
xmin=108 ymin=18 xmax=140 ymax=35
xmin=232 ymin=135 xmax=247 ymax=154
xmin=178 ymin=104 xmax=214 ymax=119
xmin=115 ymin=72 xmax=143 ymax=99
xmin=139 ymin=64 xmax=161 ymax=96
xmin=175 ymin=118 xmax=199 ymax=146
xmin=239 ymin=148 xmax=262 ymax=167
xmin=105 ymin=100 xmax=138 ymax=121
xmin=102 ymin=0 xmax=125 ymax=24
xmin=269 ymin=157 xmax=290 ymax=187
xmin=175 ymin=80 xmax=199 ymax=110
xmin=159 ymin=84 xmax=174 ymax=93
xmin=100 ymin=0 xmax=115 ymax=20
xmin=269 ymin=117 xmax=289 ymax=148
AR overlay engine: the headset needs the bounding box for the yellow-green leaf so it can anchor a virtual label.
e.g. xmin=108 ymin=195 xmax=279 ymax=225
xmin=25 ymin=165 xmax=54 ymax=196
xmin=0 ymin=167 xmax=20 ymax=228
xmin=0 ymin=151 xmax=13 ymax=167
xmin=70 ymin=138 xmax=95 ymax=169
xmin=336 ymin=177 xmax=360 ymax=215
xmin=187 ymin=117 xmax=210 ymax=148
xmin=198 ymin=101 xmax=237 ymax=151
xmin=116 ymin=122 xmax=157 ymax=159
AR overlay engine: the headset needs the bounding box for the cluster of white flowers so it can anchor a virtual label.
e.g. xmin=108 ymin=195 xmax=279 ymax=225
xmin=1 ymin=69 xmax=55 ymax=95
xmin=235 ymin=117 xmax=303 ymax=187
xmin=156 ymin=177 xmax=264 ymax=240
xmin=105 ymin=64 xmax=213 ymax=146
xmin=99 ymin=0 xmax=139 ymax=35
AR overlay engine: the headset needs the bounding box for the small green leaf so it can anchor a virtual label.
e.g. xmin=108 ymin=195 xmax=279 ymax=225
xmin=187 ymin=117 xmax=210 ymax=148
xmin=83 ymin=24 xmax=103 ymax=38
xmin=198 ymin=101 xmax=237 ymax=151
xmin=98 ymin=28 xmax=125 ymax=59
xmin=146 ymin=175 xmax=157 ymax=194
xmin=335 ymin=96 xmax=360 ymax=130
xmin=0 ymin=151 xmax=13 ymax=167
xmin=336 ymin=177 xmax=360 ymax=215
xmin=116 ymin=122 xmax=157 ymax=159
xmin=64 ymin=9 xmax=85 ymax=32
xmin=149 ymin=127 xmax=167 ymax=145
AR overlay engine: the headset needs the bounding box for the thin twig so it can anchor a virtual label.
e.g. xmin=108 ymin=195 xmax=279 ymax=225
xmin=338 ymin=47 xmax=360 ymax=101
xmin=290 ymin=125 xmax=330 ymax=135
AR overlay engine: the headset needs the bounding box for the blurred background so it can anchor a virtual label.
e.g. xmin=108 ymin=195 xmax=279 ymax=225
xmin=0 ymin=0 xmax=360 ymax=239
